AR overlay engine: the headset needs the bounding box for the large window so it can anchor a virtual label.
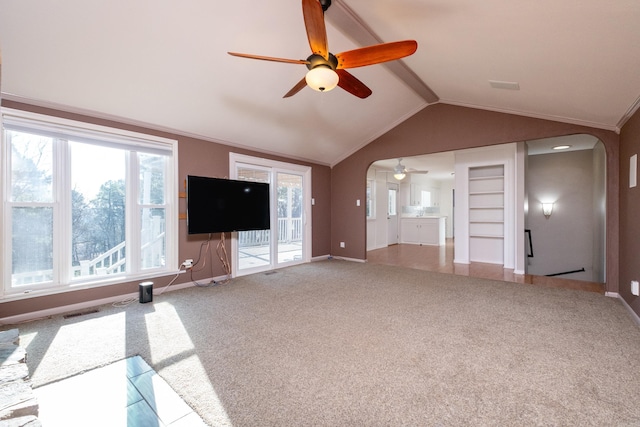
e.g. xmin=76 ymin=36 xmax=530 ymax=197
xmin=1 ymin=109 xmax=178 ymax=297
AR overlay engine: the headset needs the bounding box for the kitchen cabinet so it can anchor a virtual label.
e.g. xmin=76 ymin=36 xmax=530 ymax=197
xmin=400 ymin=217 xmax=445 ymax=246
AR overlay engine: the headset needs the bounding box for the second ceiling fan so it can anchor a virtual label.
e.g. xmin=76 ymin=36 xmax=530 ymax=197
xmin=228 ymin=0 xmax=418 ymax=99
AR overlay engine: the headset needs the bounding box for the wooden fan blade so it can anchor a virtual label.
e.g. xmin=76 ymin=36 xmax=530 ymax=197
xmin=302 ymin=0 xmax=329 ymax=60
xmin=336 ymin=69 xmax=372 ymax=99
xmin=228 ymin=52 xmax=310 ymax=65
xmin=335 ymin=40 xmax=418 ymax=69
xmin=283 ymin=77 xmax=308 ymax=98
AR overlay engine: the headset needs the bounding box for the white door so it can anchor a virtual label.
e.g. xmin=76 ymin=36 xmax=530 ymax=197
xmin=230 ymin=154 xmax=311 ymax=277
xmin=387 ymin=184 xmax=399 ymax=245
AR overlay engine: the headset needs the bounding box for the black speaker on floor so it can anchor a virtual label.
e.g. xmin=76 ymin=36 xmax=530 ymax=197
xmin=139 ymin=281 xmax=153 ymax=303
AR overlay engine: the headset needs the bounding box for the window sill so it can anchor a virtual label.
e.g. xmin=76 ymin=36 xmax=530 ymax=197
xmin=1 ymin=269 xmax=185 ymax=303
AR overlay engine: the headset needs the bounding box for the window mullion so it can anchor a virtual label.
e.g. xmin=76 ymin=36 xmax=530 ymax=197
xmin=127 ymin=152 xmax=140 ymax=273
xmin=1 ymin=130 xmax=8 ymax=297
xmin=56 ymin=138 xmax=71 ymax=285
xmin=164 ymin=155 xmax=177 ymax=270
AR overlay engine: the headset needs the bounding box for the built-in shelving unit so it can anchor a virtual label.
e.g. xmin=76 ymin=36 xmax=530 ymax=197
xmin=468 ymin=165 xmax=504 ymax=264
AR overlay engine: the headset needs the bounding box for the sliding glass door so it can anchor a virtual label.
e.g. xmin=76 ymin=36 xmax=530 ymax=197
xmin=235 ymin=165 xmax=272 ymax=272
xmin=231 ymin=154 xmax=311 ymax=276
xmin=275 ymin=172 xmax=304 ymax=264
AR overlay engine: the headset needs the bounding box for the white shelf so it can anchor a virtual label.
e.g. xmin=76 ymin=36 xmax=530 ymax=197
xmin=469 ymin=191 xmax=504 ymax=195
xmin=469 ymin=175 xmax=503 ymax=181
xmin=468 ymin=165 xmax=505 ymax=264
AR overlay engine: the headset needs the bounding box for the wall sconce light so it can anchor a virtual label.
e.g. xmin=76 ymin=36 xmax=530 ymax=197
xmin=542 ymin=202 xmax=554 ymax=218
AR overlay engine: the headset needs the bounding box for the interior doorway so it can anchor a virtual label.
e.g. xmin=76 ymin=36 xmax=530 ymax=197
xmin=365 ymin=135 xmax=606 ymax=283
xmin=387 ymin=183 xmax=399 ymax=245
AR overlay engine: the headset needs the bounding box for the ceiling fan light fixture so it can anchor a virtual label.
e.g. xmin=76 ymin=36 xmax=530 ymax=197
xmin=305 ymin=66 xmax=339 ymax=92
xmin=393 ymin=171 xmax=406 ymax=180
xmin=394 ymin=159 xmax=407 ymax=180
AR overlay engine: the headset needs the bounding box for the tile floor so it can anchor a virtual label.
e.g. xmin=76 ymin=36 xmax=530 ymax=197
xmin=34 ymin=355 xmax=207 ymax=427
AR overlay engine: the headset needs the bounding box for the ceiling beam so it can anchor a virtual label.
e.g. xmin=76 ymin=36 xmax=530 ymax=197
xmin=326 ymin=0 xmax=439 ymax=103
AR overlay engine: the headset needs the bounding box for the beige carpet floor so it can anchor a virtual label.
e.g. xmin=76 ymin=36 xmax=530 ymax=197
xmin=5 ymin=260 xmax=640 ymax=426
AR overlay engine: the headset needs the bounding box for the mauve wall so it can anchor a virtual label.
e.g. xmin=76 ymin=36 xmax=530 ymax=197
xmin=0 ymin=100 xmax=331 ymax=318
xmin=331 ymin=103 xmax=621 ymax=294
xmin=619 ymin=108 xmax=640 ymax=317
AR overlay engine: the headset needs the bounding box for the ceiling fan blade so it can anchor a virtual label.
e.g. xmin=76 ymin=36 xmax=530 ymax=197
xmin=336 ymin=69 xmax=372 ymax=99
xmin=283 ymin=77 xmax=308 ymax=98
xmin=335 ymin=40 xmax=418 ymax=69
xmin=302 ymin=0 xmax=329 ymax=60
xmin=228 ymin=52 xmax=310 ymax=65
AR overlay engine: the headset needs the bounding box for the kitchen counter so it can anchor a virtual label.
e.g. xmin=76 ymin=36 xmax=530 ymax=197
xmin=400 ymin=216 xmax=446 ymax=246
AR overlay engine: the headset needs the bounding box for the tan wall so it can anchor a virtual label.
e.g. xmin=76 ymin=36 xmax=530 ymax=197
xmin=619 ymin=107 xmax=640 ymax=317
xmin=0 ymin=100 xmax=332 ymax=318
xmin=331 ymin=103 xmax=620 ymax=294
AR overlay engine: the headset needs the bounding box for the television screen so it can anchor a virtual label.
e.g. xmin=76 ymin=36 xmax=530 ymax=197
xmin=187 ymin=175 xmax=270 ymax=234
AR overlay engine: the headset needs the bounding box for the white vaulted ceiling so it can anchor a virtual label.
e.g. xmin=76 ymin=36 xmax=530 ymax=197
xmin=1 ymin=0 xmax=639 ymax=166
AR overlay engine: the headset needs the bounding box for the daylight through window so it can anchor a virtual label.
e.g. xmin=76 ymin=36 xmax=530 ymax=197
xmin=1 ymin=110 xmax=178 ymax=297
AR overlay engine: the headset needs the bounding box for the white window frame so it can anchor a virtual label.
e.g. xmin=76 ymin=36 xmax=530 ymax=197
xmin=366 ymin=178 xmax=376 ymax=219
xmin=1 ymin=108 xmax=179 ymax=300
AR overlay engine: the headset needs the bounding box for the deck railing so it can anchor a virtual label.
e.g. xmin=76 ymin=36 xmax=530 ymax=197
xmin=12 ymin=232 xmax=165 ymax=286
xmin=239 ymin=217 xmax=302 ymax=247
xmin=12 ymin=218 xmax=298 ymax=285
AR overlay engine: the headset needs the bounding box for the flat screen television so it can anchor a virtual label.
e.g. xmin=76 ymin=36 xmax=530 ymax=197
xmin=187 ymin=175 xmax=270 ymax=234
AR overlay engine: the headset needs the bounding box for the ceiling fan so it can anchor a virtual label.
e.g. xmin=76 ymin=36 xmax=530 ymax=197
xmin=393 ymin=158 xmax=428 ymax=180
xmin=227 ymin=0 xmax=418 ymax=99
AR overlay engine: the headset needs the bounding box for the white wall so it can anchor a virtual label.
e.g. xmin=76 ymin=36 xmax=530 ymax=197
xmin=440 ymin=180 xmax=454 ymax=238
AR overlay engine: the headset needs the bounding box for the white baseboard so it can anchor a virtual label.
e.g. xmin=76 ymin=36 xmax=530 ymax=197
xmin=0 ymin=277 xmax=224 ymax=326
xmin=606 ymin=292 xmax=640 ymax=326
xmin=312 ymin=254 xmax=367 ymax=263
xmin=331 ymin=256 xmax=366 ymax=263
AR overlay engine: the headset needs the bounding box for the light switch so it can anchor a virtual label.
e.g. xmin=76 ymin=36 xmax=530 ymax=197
xmin=356 ymin=199 xmax=360 ymax=206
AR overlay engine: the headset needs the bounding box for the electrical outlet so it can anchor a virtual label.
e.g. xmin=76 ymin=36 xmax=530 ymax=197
xmin=631 ymin=280 xmax=639 ymax=296
xmin=340 ymin=242 xmax=345 ymax=248
xmin=182 ymin=259 xmax=193 ymax=268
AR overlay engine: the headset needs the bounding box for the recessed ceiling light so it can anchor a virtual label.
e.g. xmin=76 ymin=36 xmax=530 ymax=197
xmin=552 ymin=145 xmax=571 ymax=150
xmin=489 ymin=80 xmax=520 ymax=90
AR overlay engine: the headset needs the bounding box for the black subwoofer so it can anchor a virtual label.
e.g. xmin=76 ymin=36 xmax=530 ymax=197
xmin=139 ymin=281 xmax=153 ymax=303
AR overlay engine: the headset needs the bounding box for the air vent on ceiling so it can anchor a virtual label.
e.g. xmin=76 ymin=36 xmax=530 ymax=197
xmin=489 ymin=80 xmax=520 ymax=90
